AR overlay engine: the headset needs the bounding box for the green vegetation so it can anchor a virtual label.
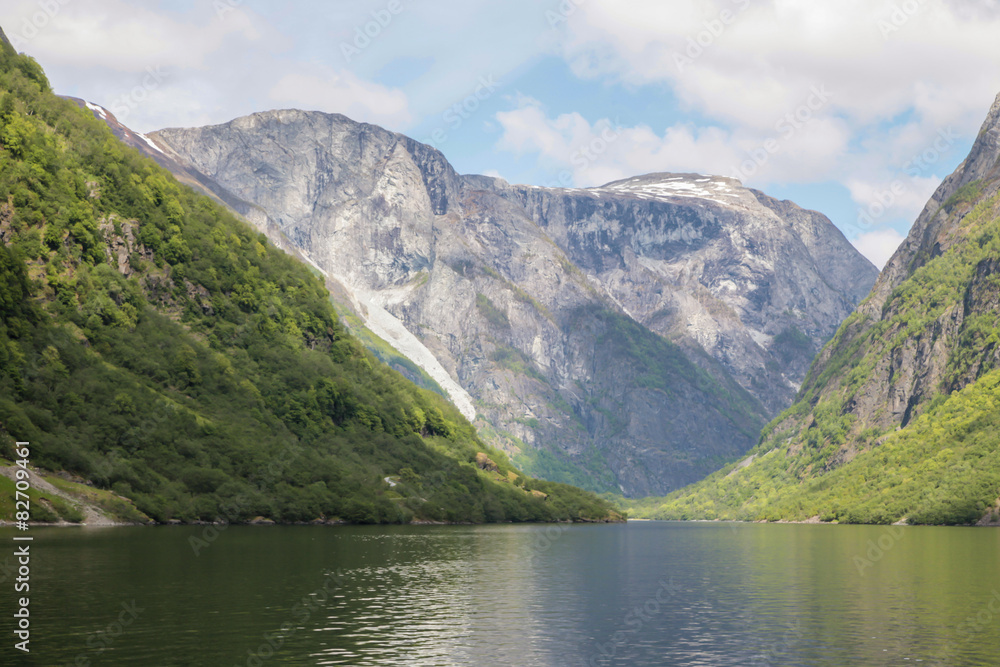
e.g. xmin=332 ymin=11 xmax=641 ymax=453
xmin=944 ymin=180 xmax=982 ymax=213
xmin=0 ymin=41 xmax=621 ymax=525
xmin=628 ymin=368 xmax=1000 ymax=525
xmin=490 ymin=344 xmax=545 ymax=382
xmin=771 ymin=325 xmax=814 ymax=365
xmin=502 ymin=306 xmax=768 ymax=495
xmin=511 ymin=283 xmax=554 ymax=322
xmin=332 ymin=303 xmax=446 ymax=397
xmin=0 ymin=458 xmax=148 ymax=523
xmin=0 ymin=472 xmax=81 ymax=523
xmin=590 ymin=307 xmax=764 ymax=435
xmin=475 ymin=293 xmax=509 ymax=328
xmin=629 ymin=185 xmax=1000 ymax=525
xmin=45 ymin=474 xmax=150 ymax=523
xmin=485 ymin=303 xmax=767 ymax=496
xmin=481 ymin=265 xmax=503 ymax=281
xmin=514 ymin=444 xmax=618 ymax=495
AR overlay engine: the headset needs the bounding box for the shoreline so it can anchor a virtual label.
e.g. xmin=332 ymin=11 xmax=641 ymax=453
xmin=6 ymin=516 xmax=998 ymax=528
xmin=0 ymin=520 xmax=620 ymax=528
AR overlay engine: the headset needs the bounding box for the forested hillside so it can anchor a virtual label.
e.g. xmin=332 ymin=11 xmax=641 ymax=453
xmin=0 ymin=35 xmax=620 ymax=524
xmin=629 ymin=94 xmax=1000 ymax=526
xmin=141 ymin=102 xmax=877 ymax=497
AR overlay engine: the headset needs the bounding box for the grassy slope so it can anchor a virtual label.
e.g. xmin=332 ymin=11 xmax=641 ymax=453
xmin=0 ymin=457 xmax=149 ymax=524
xmin=629 ymin=189 xmax=1000 ymax=525
xmin=0 ymin=39 xmax=621 ymax=525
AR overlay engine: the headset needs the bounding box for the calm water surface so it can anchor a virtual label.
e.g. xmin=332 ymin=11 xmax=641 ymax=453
xmin=2 ymin=522 xmax=998 ymax=666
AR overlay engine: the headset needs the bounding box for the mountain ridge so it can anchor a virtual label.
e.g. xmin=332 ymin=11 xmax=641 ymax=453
xmin=128 ymin=108 xmax=877 ymax=496
xmin=0 ymin=36 xmax=621 ymax=524
xmin=864 ymin=93 xmax=1000 ymax=317
xmin=632 ymin=92 xmax=1000 ymax=524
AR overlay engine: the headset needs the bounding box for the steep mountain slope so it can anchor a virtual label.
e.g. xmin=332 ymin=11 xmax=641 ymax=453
xmin=0 ymin=36 xmax=621 ymax=524
xmin=139 ymin=110 xmax=874 ymax=496
xmin=146 ymin=112 xmax=766 ymax=497
xmin=492 ymin=174 xmax=877 ymax=412
xmin=63 ymin=97 xmax=460 ymax=405
xmin=633 ymin=93 xmax=1000 ymax=525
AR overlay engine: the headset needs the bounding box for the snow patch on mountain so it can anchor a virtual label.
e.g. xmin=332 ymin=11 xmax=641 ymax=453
xmin=85 ymin=101 xmax=107 ymax=120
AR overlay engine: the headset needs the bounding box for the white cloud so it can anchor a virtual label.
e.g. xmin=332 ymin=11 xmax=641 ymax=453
xmin=2 ymin=0 xmax=264 ymax=72
xmin=852 ymin=228 xmax=906 ymax=269
xmin=495 ymin=96 xmax=851 ymax=188
xmin=541 ymin=0 xmax=1000 ymax=210
xmin=845 ymin=175 xmax=942 ymax=233
xmin=4 ymin=0 xmax=997 ymax=233
xmin=268 ymin=69 xmax=411 ymax=128
xmin=558 ymin=0 xmax=1000 ymax=129
xmin=0 ymin=0 xmax=413 ymax=133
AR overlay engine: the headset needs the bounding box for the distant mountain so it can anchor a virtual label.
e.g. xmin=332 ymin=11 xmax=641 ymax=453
xmin=89 ymin=109 xmax=875 ymax=497
xmin=495 ymin=173 xmax=877 ymax=413
xmin=634 ymin=93 xmax=1000 ymax=525
xmin=0 ymin=34 xmax=621 ymax=525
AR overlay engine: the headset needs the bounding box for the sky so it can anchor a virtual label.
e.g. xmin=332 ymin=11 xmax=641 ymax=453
xmin=3 ymin=1 xmax=1000 ymax=268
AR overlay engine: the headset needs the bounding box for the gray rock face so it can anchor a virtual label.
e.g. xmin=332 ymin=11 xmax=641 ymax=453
xmin=864 ymin=93 xmax=1000 ymax=318
xmin=482 ymin=175 xmax=877 ymax=413
xmin=143 ymin=109 xmax=875 ymax=496
xmin=804 ymin=92 xmax=1000 ymax=438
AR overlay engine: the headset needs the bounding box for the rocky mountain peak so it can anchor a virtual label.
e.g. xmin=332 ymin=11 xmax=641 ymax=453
xmin=117 ymin=108 xmax=879 ymax=496
xmin=505 ymin=171 xmax=877 ymax=412
xmin=652 ymin=89 xmax=1000 ymax=525
xmin=956 ymin=92 xmax=1000 ymax=185
xmin=864 ymin=91 xmax=1000 ymax=315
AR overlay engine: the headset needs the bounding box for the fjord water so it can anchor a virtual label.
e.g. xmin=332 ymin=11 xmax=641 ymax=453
xmin=6 ymin=523 xmax=999 ymax=666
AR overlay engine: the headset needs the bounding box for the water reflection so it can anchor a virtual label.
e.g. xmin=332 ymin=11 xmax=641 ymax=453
xmin=4 ymin=523 xmax=998 ymax=666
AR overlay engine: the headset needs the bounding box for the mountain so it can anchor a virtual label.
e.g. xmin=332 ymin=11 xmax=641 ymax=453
xmin=493 ymin=174 xmax=877 ymax=413
xmin=0 ymin=34 xmax=621 ymax=524
xmin=633 ymin=93 xmax=1000 ymax=525
xmin=127 ymin=109 xmax=876 ymax=497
